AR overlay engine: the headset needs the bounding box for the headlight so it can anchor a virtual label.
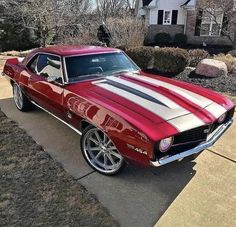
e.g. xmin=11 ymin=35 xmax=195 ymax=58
xmin=218 ymin=113 xmax=226 ymax=123
xmin=159 ymin=137 xmax=174 ymax=153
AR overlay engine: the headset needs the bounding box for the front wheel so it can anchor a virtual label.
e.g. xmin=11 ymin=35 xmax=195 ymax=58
xmin=81 ymin=126 xmax=126 ymax=175
xmin=13 ymin=83 xmax=33 ymax=112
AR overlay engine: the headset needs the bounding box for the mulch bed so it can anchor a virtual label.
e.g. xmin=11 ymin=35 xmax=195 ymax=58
xmin=174 ymin=69 xmax=236 ymax=95
xmin=146 ymin=68 xmax=236 ymax=96
xmin=174 ymin=68 xmax=236 ymax=96
xmin=0 ymin=110 xmax=118 ymax=227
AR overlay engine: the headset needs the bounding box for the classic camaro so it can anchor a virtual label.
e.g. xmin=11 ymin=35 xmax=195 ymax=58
xmin=2 ymin=46 xmax=235 ymax=175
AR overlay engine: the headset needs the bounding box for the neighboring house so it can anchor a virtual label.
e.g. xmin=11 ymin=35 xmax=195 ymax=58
xmin=137 ymin=0 xmax=236 ymax=46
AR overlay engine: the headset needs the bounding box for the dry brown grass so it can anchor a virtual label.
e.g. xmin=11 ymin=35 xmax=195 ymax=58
xmin=0 ymin=110 xmax=118 ymax=226
xmin=213 ymin=54 xmax=236 ymax=74
xmin=0 ymin=49 xmax=33 ymax=57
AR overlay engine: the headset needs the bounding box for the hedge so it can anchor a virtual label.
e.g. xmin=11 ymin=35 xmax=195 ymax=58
xmin=126 ymin=46 xmax=154 ymax=69
xmin=153 ymin=47 xmax=190 ymax=73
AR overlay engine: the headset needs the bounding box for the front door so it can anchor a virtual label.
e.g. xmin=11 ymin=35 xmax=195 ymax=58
xmin=26 ymin=53 xmax=65 ymax=120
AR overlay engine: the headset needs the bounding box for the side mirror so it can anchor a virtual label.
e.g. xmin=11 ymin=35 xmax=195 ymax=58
xmin=47 ymin=76 xmax=59 ymax=82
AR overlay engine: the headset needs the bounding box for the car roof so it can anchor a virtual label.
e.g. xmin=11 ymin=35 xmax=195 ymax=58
xmin=36 ymin=45 xmax=120 ymax=56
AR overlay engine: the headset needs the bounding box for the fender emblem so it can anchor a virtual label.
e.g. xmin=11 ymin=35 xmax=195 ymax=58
xmin=127 ymin=144 xmax=148 ymax=155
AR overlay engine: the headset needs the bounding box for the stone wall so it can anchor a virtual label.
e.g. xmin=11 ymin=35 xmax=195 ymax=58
xmin=145 ymin=25 xmax=184 ymax=44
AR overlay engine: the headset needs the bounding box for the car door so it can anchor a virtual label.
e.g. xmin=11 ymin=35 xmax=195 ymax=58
xmin=27 ymin=53 xmax=66 ymax=120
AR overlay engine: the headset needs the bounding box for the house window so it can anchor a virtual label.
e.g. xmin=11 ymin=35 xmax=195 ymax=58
xmin=200 ymin=10 xmax=224 ymax=36
xmin=158 ymin=10 xmax=178 ymax=25
xmin=164 ymin=11 xmax=171 ymax=24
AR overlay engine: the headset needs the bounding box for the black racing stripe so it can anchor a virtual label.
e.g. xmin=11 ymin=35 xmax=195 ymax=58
xmin=105 ymin=79 xmax=168 ymax=107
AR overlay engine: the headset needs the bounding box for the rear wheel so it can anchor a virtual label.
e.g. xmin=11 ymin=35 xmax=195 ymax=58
xmin=81 ymin=126 xmax=126 ymax=175
xmin=13 ymin=83 xmax=33 ymax=112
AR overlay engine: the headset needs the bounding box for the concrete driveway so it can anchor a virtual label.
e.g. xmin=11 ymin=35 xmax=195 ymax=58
xmin=0 ymin=75 xmax=235 ymax=227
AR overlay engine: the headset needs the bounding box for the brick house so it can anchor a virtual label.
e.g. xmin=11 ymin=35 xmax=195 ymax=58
xmin=136 ymin=0 xmax=236 ymax=46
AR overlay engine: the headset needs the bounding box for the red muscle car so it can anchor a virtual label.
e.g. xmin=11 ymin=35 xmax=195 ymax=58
xmin=2 ymin=46 xmax=234 ymax=175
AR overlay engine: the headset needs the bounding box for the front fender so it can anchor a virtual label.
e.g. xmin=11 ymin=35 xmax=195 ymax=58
xmin=65 ymin=93 xmax=154 ymax=166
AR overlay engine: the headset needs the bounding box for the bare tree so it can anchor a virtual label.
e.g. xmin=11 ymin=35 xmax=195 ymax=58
xmin=126 ymin=0 xmax=138 ymax=14
xmin=196 ymin=0 xmax=236 ymax=44
xmin=95 ymin=0 xmax=132 ymax=21
xmin=4 ymin=0 xmax=93 ymax=47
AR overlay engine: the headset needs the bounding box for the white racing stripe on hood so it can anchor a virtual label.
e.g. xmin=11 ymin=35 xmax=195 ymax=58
xmin=205 ymin=103 xmax=226 ymax=118
xmin=95 ymin=81 xmax=204 ymax=132
xmin=107 ymin=76 xmax=180 ymax=109
xmin=126 ymin=74 xmax=227 ymax=118
xmin=169 ymin=114 xmax=205 ymax=132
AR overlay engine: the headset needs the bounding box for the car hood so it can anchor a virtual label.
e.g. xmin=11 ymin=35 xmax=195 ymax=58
xmin=66 ymin=72 xmax=233 ymax=137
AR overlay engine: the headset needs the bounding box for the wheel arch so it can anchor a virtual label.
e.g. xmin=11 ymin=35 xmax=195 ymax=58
xmin=80 ymin=119 xmax=93 ymax=132
xmin=10 ymin=79 xmax=14 ymax=86
xmin=80 ymin=119 xmax=109 ymax=136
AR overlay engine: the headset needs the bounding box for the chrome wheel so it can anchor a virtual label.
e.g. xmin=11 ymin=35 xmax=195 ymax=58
xmin=82 ymin=127 xmax=124 ymax=175
xmin=13 ymin=83 xmax=23 ymax=110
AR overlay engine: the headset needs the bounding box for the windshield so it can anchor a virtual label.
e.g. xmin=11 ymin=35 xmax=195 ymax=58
xmin=65 ymin=52 xmax=139 ymax=82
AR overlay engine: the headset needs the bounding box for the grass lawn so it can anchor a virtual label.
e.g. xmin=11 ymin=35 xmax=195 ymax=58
xmin=0 ymin=109 xmax=118 ymax=226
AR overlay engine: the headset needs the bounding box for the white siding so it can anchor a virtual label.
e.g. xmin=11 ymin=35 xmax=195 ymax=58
xmin=145 ymin=0 xmax=186 ymax=25
xmin=155 ymin=0 xmax=186 ymax=25
xmin=150 ymin=8 xmax=158 ymax=24
xmin=137 ymin=0 xmax=189 ymax=25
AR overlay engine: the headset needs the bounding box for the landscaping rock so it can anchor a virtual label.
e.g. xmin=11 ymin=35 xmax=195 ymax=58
xmin=195 ymin=59 xmax=228 ymax=77
xmin=174 ymin=68 xmax=236 ymax=96
xmin=228 ymin=49 xmax=236 ymax=57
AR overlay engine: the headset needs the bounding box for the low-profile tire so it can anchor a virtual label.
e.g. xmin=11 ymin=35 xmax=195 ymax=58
xmin=12 ymin=82 xmax=33 ymax=112
xmin=81 ymin=125 xmax=126 ymax=175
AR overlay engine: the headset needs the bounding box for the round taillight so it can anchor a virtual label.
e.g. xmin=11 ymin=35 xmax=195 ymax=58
xmin=159 ymin=137 xmax=174 ymax=153
xmin=218 ymin=113 xmax=226 ymax=123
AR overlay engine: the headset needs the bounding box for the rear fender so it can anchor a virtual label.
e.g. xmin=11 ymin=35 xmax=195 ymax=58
xmin=3 ymin=57 xmax=24 ymax=79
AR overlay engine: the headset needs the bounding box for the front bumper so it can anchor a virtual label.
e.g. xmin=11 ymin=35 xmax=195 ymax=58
xmin=151 ymin=118 xmax=233 ymax=167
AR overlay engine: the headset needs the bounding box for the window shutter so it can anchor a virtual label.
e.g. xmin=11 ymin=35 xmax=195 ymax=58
xmin=195 ymin=10 xmax=203 ymax=36
xmin=171 ymin=10 xmax=178 ymax=25
xmin=158 ymin=10 xmax=164 ymax=25
xmin=221 ymin=13 xmax=229 ymax=35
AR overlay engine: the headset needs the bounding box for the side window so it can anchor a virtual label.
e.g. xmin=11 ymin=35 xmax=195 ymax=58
xmin=37 ymin=54 xmax=62 ymax=79
xmin=36 ymin=54 xmax=48 ymax=74
xmin=28 ymin=54 xmax=62 ymax=81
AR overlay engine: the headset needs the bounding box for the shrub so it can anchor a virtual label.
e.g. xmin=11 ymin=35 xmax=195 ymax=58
xmin=173 ymin=33 xmax=187 ymax=46
xmin=126 ymin=46 xmax=154 ymax=69
xmin=213 ymin=54 xmax=236 ymax=73
xmin=153 ymin=47 xmax=190 ymax=73
xmin=115 ymin=45 xmax=128 ymax=52
xmin=106 ymin=17 xmax=146 ymax=47
xmin=154 ymin=33 xmax=172 ymax=47
xmin=189 ymin=49 xmax=209 ymax=67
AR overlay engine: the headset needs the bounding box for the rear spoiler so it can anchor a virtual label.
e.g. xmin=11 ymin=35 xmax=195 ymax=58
xmin=5 ymin=57 xmax=24 ymax=65
xmin=2 ymin=57 xmax=24 ymax=77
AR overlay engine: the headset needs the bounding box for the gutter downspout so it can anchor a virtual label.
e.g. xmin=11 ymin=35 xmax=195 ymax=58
xmin=134 ymin=0 xmax=139 ymax=17
xmin=184 ymin=8 xmax=187 ymax=35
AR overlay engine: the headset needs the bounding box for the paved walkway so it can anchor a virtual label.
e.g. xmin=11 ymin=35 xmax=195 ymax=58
xmin=0 ymin=75 xmax=235 ymax=227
